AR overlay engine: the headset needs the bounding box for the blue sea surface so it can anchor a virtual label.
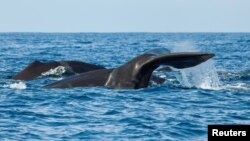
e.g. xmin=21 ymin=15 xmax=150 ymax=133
xmin=0 ymin=33 xmax=249 ymax=140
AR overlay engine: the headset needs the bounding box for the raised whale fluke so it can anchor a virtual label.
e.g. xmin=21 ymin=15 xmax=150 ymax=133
xmin=44 ymin=48 xmax=214 ymax=89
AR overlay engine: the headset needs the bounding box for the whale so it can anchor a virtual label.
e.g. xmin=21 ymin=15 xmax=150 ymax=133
xmin=11 ymin=59 xmax=165 ymax=84
xmin=12 ymin=61 xmax=105 ymax=80
xmin=44 ymin=48 xmax=214 ymax=89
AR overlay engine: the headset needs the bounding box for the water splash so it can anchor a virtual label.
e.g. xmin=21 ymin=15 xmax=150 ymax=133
xmin=41 ymin=66 xmax=66 ymax=76
xmin=4 ymin=81 xmax=27 ymax=89
xmin=171 ymin=41 xmax=222 ymax=90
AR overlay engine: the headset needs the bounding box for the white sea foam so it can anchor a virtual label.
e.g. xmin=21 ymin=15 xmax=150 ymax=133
xmin=225 ymin=83 xmax=250 ymax=91
xmin=49 ymin=77 xmax=64 ymax=81
xmin=170 ymin=41 xmax=222 ymax=90
xmin=3 ymin=82 xmax=27 ymax=89
xmin=41 ymin=66 xmax=66 ymax=76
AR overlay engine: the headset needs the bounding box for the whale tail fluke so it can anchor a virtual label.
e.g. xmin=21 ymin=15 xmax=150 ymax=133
xmin=146 ymin=52 xmax=214 ymax=69
xmin=106 ymin=48 xmax=215 ymax=89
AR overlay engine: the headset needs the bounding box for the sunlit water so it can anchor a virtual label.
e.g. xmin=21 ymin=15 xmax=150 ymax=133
xmin=0 ymin=33 xmax=249 ymax=140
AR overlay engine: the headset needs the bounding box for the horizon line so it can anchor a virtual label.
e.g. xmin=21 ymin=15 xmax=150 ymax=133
xmin=0 ymin=31 xmax=250 ymax=34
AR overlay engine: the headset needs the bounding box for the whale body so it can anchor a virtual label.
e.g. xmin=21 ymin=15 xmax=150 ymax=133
xmin=44 ymin=48 xmax=214 ymax=89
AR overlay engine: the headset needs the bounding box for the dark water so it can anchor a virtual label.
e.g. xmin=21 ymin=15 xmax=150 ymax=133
xmin=0 ymin=33 xmax=249 ymax=140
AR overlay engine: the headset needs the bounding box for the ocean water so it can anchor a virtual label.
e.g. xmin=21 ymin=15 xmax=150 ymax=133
xmin=0 ymin=33 xmax=249 ymax=140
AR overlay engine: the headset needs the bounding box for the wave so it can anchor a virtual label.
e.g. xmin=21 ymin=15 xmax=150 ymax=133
xmin=3 ymin=81 xmax=27 ymax=89
xmin=224 ymin=83 xmax=250 ymax=91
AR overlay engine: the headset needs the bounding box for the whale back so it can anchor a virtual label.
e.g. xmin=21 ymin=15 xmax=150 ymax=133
xmin=44 ymin=69 xmax=113 ymax=88
xmin=12 ymin=61 xmax=105 ymax=80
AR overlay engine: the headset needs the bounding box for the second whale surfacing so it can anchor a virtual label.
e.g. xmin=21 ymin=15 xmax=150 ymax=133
xmin=44 ymin=48 xmax=214 ymax=89
xmin=12 ymin=61 xmax=105 ymax=80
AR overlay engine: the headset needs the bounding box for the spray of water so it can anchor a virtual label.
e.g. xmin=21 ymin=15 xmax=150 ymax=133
xmin=41 ymin=66 xmax=66 ymax=76
xmin=170 ymin=41 xmax=222 ymax=90
xmin=3 ymin=81 xmax=27 ymax=89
